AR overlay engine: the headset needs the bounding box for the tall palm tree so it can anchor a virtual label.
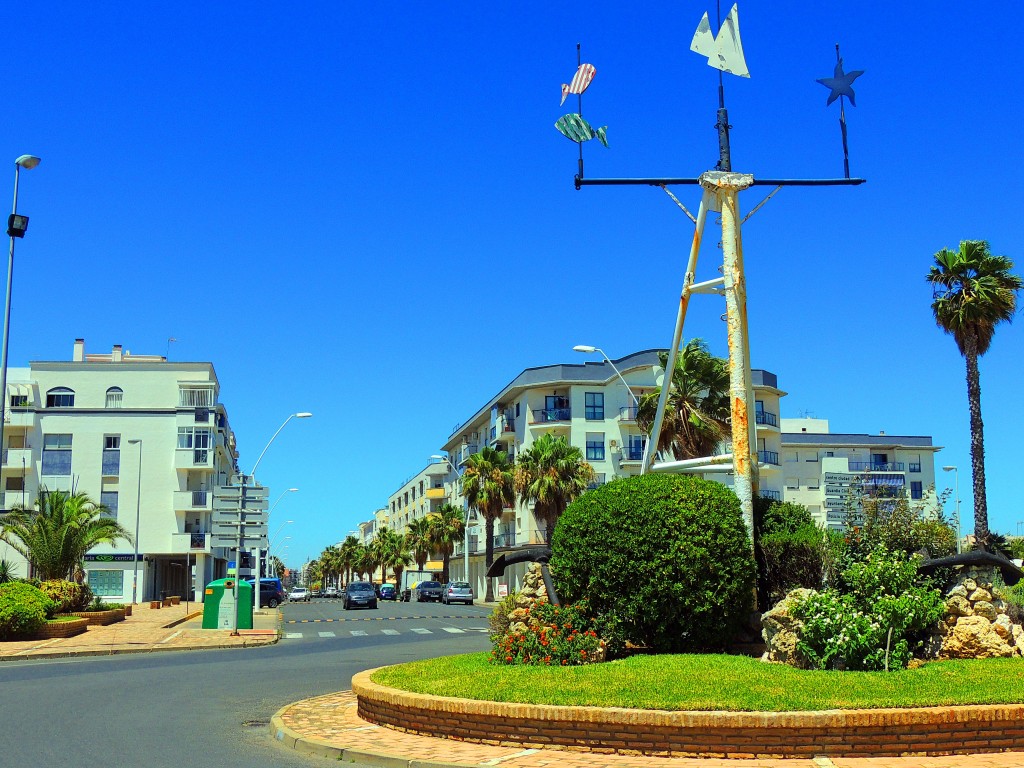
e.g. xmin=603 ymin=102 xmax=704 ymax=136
xmin=428 ymin=504 xmax=465 ymax=583
xmin=404 ymin=517 xmax=433 ymax=572
xmin=354 ymin=544 xmax=378 ymax=581
xmin=461 ymin=446 xmax=514 ymax=602
xmin=319 ymin=545 xmax=341 ymax=589
xmin=380 ymin=537 xmax=413 ymax=587
xmin=371 ymin=528 xmax=403 ymax=583
xmin=636 ymin=339 xmax=731 ymax=460
xmin=515 ymin=433 xmax=595 ymax=543
xmin=267 ymin=555 xmax=285 ymax=579
xmin=338 ymin=535 xmax=361 ymax=586
xmin=927 ymin=240 xmax=1021 ymax=549
xmin=0 ymin=489 xmax=132 ymax=581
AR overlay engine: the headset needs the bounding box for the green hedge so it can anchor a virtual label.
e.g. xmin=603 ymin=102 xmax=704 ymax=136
xmin=550 ymin=474 xmax=755 ymax=652
xmin=38 ymin=579 xmax=93 ymax=615
xmin=0 ymin=582 xmax=55 ymax=640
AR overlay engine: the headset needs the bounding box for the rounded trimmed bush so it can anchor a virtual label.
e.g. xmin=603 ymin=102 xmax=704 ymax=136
xmin=0 ymin=582 xmax=55 ymax=640
xmin=550 ymin=473 xmax=755 ymax=652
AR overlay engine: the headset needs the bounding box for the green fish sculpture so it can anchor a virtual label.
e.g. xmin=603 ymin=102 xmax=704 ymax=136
xmin=555 ymin=113 xmax=608 ymax=147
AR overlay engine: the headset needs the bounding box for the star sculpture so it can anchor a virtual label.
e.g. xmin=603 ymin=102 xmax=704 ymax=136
xmin=816 ymin=58 xmax=864 ymax=106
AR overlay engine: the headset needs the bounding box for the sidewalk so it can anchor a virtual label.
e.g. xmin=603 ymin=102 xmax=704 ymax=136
xmin=0 ymin=603 xmax=279 ymax=660
xmin=272 ymin=690 xmax=1024 ymax=768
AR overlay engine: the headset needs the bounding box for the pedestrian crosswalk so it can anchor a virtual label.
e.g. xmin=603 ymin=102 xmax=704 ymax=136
xmin=281 ymin=626 xmax=490 ymax=641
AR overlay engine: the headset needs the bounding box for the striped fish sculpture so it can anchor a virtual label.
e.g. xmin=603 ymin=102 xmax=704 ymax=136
xmin=554 ymin=113 xmax=608 ymax=147
xmin=560 ymin=63 xmax=596 ymax=106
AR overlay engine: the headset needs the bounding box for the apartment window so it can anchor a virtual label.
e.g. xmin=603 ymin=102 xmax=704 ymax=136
xmin=105 ymin=387 xmax=123 ymax=408
xmin=806 ymin=478 xmax=820 ymax=490
xmin=786 ymin=477 xmax=800 ymax=490
xmin=806 ymin=451 xmax=819 ymax=462
xmin=419 ymin=481 xmax=424 ymax=496
xmin=826 ymin=451 xmax=834 ymax=458
xmin=100 ymin=491 xmax=118 ymax=519
xmin=584 ymin=392 xmax=604 ymax=420
xmin=785 ymin=451 xmax=799 ymax=462
xmin=908 ymin=453 xmax=922 ymax=473
xmin=9 ymin=393 xmax=27 ymax=407
xmin=585 ymin=433 xmax=605 ymax=461
xmin=102 ymin=435 xmax=120 ymax=476
xmin=910 ymin=481 xmax=923 ymax=500
xmin=88 ymin=570 xmax=123 ymax=597
xmin=515 ymin=402 xmax=520 ymax=417
xmin=177 ymin=427 xmax=211 ymax=463
xmin=45 ymin=387 xmax=75 ymax=408
xmin=41 ymin=434 xmax=72 ymax=476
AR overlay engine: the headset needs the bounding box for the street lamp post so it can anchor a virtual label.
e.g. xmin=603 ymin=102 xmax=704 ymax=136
xmin=127 ymin=439 xmax=143 ymax=603
xmin=255 ymin=488 xmax=297 ymax=610
xmin=942 ymin=465 xmax=961 ymax=553
xmin=573 ymin=344 xmax=646 ymax=470
xmin=430 ymin=454 xmax=478 ymax=587
xmin=0 ymin=155 xmax=40 ymax=461
xmin=231 ymin=412 xmax=311 ymax=634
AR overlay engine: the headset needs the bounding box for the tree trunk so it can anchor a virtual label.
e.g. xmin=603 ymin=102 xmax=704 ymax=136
xmin=545 ymin=515 xmax=555 ymax=544
xmin=484 ymin=514 xmax=496 ymax=602
xmin=441 ymin=553 xmax=450 ymax=584
xmin=964 ymin=334 xmax=990 ymax=549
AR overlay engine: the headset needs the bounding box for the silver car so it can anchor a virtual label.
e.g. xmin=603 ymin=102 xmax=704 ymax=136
xmin=441 ymin=581 xmax=473 ymax=605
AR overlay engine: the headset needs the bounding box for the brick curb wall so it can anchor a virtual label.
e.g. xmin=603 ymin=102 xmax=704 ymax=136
xmin=352 ymin=668 xmax=1024 ymax=758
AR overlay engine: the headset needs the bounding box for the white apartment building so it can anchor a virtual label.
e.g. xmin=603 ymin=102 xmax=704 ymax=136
xmin=780 ymin=418 xmax=942 ymax=531
xmin=0 ymin=339 xmax=249 ymax=603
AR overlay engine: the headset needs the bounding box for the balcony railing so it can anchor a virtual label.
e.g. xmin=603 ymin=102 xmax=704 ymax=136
xmin=499 ymin=418 xmax=515 ymax=435
xmin=909 ymin=463 xmax=921 ymax=473
xmin=849 ymin=461 xmax=905 ymax=472
xmin=179 ymin=387 xmax=215 ymax=408
xmin=758 ymin=450 xmax=780 ymax=465
xmin=755 ymin=410 xmax=778 ymax=427
xmin=456 ymin=444 xmax=479 ymax=466
xmin=760 ymin=489 xmax=782 ymax=501
xmin=492 ymin=532 xmax=516 ymax=548
xmin=619 ymin=405 xmax=639 ymax=421
xmin=621 ymin=445 xmax=645 ymax=461
xmin=531 ymin=408 xmax=571 ymax=424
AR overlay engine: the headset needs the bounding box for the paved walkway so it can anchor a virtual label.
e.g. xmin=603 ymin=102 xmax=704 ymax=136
xmin=272 ymin=690 xmax=1024 ymax=768
xmin=0 ymin=603 xmax=279 ymax=660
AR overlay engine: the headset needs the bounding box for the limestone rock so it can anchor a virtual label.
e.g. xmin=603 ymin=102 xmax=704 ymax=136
xmin=941 ymin=616 xmax=1015 ymax=659
xmin=963 ymin=578 xmax=978 ymax=592
xmin=946 ymin=595 xmax=972 ymax=617
xmin=968 ymin=588 xmax=994 ymax=603
xmin=994 ymin=614 xmax=1014 ymax=640
xmin=947 ymin=584 xmax=968 ymax=599
xmin=973 ymin=600 xmax=999 ymax=621
xmin=761 ymin=588 xmax=814 ymax=668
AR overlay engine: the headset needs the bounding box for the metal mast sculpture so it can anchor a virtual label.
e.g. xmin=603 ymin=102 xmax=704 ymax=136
xmin=557 ymin=4 xmax=865 ymax=544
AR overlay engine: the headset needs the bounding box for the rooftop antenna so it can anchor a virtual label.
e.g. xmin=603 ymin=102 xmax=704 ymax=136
xmin=166 ymin=336 xmax=178 ymax=359
xmin=560 ymin=5 xmax=865 ymax=551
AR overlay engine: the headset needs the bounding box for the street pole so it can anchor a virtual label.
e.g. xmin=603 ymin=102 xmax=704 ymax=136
xmin=0 ymin=156 xmax=40 ymax=466
xmin=128 ymin=439 xmax=143 ymax=604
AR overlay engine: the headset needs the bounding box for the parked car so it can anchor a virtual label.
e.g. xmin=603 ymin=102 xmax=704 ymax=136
xmin=247 ymin=578 xmax=287 ymax=608
xmin=413 ymin=581 xmax=443 ymax=602
xmin=441 ymin=581 xmax=474 ymax=605
xmin=309 ymin=587 xmax=323 ymax=598
xmin=378 ymin=584 xmax=397 ymax=601
xmin=288 ymin=586 xmax=310 ymax=602
xmin=343 ymin=581 xmax=378 ymax=610
xmin=323 ymin=586 xmax=339 ymax=598
xmin=401 ymin=582 xmax=418 ymax=602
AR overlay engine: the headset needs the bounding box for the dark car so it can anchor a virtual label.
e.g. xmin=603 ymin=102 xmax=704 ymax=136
xmin=247 ymin=578 xmax=287 ymax=608
xmin=413 ymin=581 xmax=443 ymax=602
xmin=378 ymin=584 xmax=397 ymax=601
xmin=343 ymin=581 xmax=378 ymax=610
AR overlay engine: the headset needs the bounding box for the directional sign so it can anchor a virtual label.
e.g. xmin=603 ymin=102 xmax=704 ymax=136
xmin=212 ymin=509 xmax=267 ymax=525
xmin=212 ymin=534 xmax=267 ymax=549
xmin=213 ymin=497 xmax=268 ymax=512
xmin=823 ymin=472 xmax=860 ymax=486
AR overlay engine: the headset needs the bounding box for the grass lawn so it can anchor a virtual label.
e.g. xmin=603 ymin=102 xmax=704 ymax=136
xmin=371 ymin=653 xmax=1024 ymax=712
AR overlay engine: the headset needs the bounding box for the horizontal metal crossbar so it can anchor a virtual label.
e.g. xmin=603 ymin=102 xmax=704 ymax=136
xmin=575 ymin=175 xmax=865 ymax=189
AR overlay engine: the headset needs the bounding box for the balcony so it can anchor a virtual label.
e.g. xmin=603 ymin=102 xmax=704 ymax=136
xmin=1 ymin=447 xmax=33 ymax=469
xmin=760 ymin=489 xmax=782 ymax=501
xmin=173 ymin=490 xmax=212 ymax=511
xmin=758 ymin=450 xmax=780 ymax=466
xmin=499 ymin=417 xmax=515 ymax=437
xmin=175 ymin=448 xmax=214 ymax=471
xmin=3 ymin=410 xmax=34 ymax=428
xmin=425 ymin=487 xmax=446 ymax=500
xmin=618 ymin=405 xmax=639 ymax=422
xmin=620 ymin=445 xmax=645 ymax=462
xmin=530 ymin=407 xmax=571 ymax=425
xmin=492 ymin=532 xmax=516 ymax=549
xmin=178 ymin=387 xmax=215 ymax=408
xmin=170 ymin=532 xmax=212 ymax=554
xmin=0 ymin=490 xmax=28 ymax=510
xmin=456 ymin=444 xmax=479 ymax=467
xmin=755 ymin=410 xmax=778 ymax=427
xmin=909 ymin=463 xmax=922 ymax=473
xmin=849 ymin=461 xmax=905 ymax=472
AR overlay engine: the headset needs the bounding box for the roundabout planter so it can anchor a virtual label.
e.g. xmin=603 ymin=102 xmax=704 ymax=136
xmin=68 ymin=608 xmax=126 ymax=626
xmin=34 ymin=617 xmax=89 ymax=639
xmin=353 ymin=668 xmax=1024 ymax=758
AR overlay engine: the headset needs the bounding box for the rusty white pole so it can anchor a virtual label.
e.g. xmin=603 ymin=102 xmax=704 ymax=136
xmin=642 ymin=188 xmax=713 ymax=474
xmin=707 ymin=170 xmax=759 ymax=544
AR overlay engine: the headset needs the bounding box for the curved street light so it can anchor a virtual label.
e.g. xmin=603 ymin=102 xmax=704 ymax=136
xmin=256 ymin=488 xmax=298 ymax=609
xmin=942 ymin=465 xmax=961 ymax=553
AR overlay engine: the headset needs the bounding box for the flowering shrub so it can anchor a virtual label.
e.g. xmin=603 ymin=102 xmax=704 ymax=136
xmin=38 ymin=579 xmax=92 ymax=615
xmin=490 ymin=600 xmax=603 ymax=666
xmin=791 ymin=548 xmax=944 ymax=671
xmin=0 ymin=582 xmax=55 ymax=639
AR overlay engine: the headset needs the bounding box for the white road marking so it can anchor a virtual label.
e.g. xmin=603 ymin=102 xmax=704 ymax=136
xmin=442 ymin=627 xmax=465 ymax=634
xmin=349 ymin=630 xmax=368 ymax=637
xmin=410 ymin=628 xmax=432 ymax=634
xmin=318 ymin=631 xmax=336 ymax=638
xmin=284 ymin=632 xmax=303 ymax=639
xmin=380 ymin=629 xmax=400 ymax=636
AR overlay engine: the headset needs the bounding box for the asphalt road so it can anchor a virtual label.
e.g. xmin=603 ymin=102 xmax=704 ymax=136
xmin=0 ymin=598 xmax=492 ymax=768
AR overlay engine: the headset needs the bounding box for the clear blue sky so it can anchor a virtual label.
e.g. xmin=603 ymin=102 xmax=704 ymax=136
xmin=4 ymin=2 xmax=1022 ymax=567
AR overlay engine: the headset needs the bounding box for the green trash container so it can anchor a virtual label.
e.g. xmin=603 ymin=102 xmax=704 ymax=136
xmin=202 ymin=578 xmax=253 ymax=630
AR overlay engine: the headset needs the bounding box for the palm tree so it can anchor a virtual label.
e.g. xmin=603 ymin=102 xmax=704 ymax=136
xmin=927 ymin=240 xmax=1021 ymax=550
xmin=338 ymin=535 xmax=361 ymax=586
xmin=266 ymin=555 xmax=285 ymax=579
xmin=428 ymin=504 xmax=465 ymax=583
xmin=514 ymin=433 xmax=595 ymax=543
xmin=371 ymin=528 xmax=403 ymax=583
xmin=636 ymin=339 xmax=731 ymax=460
xmin=461 ymin=446 xmax=514 ymax=601
xmin=405 ymin=517 xmax=433 ymax=572
xmin=0 ymin=489 xmax=132 ymax=581
xmin=354 ymin=544 xmax=377 ymax=581
xmin=319 ymin=545 xmax=341 ymax=589
xmin=380 ymin=537 xmax=413 ymax=587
